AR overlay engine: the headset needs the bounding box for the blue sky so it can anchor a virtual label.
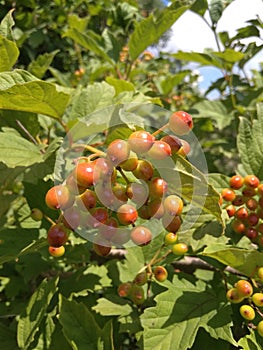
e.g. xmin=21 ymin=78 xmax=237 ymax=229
xmin=164 ymin=0 xmax=263 ymax=97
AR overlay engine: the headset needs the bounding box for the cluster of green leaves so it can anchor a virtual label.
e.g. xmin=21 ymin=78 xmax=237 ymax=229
xmin=0 ymin=0 xmax=263 ymax=349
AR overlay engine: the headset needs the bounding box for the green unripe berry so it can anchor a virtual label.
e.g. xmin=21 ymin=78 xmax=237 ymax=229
xmin=30 ymin=208 xmax=43 ymax=221
xmin=252 ymin=293 xmax=263 ymax=307
xmin=257 ymin=320 xmax=263 ymax=337
xmin=134 ymin=271 xmax=148 ymax=286
xmin=239 ymin=304 xmax=255 ymax=321
xmin=172 ymin=243 xmax=188 ymax=255
xmin=130 ymin=285 xmax=145 ymax=305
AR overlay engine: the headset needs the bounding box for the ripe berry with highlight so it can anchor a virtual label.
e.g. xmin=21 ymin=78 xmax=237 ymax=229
xmin=168 ymin=111 xmax=193 ymax=136
xmin=128 ymin=130 xmax=155 ymax=154
xmin=47 ymin=224 xmax=68 ymax=247
xmin=163 ymin=195 xmax=183 ymax=216
xmin=226 ymin=288 xmax=244 ymax=304
xmin=107 ymin=139 xmax=130 ymax=166
xmin=244 ymin=174 xmax=260 ymax=188
xmin=221 ymin=188 xmax=236 ymax=202
xmin=45 ymin=185 xmax=74 ymax=210
xmin=130 ymin=226 xmax=152 ymax=246
xmin=252 ymin=292 xmax=263 ymax=307
xmin=133 ymin=159 xmax=154 ymax=181
xmin=235 ymin=280 xmax=253 ymax=298
xmin=117 ymin=204 xmax=138 ymax=225
xmin=229 ymin=175 xmax=244 ymax=189
xmin=146 ymin=140 xmax=172 ymax=160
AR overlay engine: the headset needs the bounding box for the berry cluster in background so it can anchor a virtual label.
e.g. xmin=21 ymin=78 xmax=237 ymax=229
xmin=221 ymin=174 xmax=263 ymax=246
xmin=31 ymin=111 xmax=193 ymax=260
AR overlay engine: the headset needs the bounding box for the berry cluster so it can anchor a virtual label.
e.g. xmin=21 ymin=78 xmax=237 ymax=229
xmin=226 ymin=267 xmax=263 ymax=337
xmin=221 ymin=174 xmax=263 ymax=245
xmin=42 ymin=111 xmax=193 ymax=257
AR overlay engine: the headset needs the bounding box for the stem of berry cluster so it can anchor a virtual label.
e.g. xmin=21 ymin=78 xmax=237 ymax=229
xmin=151 ymin=123 xmax=169 ymax=137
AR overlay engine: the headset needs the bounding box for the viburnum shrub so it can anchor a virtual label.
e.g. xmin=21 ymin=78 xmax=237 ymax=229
xmin=1 ymin=3 xmax=263 ymax=350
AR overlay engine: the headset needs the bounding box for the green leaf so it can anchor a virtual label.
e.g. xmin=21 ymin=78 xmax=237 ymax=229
xmin=191 ymin=0 xmax=208 ymax=16
xmin=0 ymin=35 xmax=19 ymax=72
xmin=59 ymin=295 xmax=101 ymax=350
xmin=238 ymin=332 xmax=263 ymax=350
xmin=28 ymin=50 xmax=59 ymax=79
xmin=209 ymin=0 xmax=224 ymax=25
xmin=172 ymin=51 xmax=222 ymax=68
xmin=0 ymin=69 xmax=39 ymax=89
xmin=164 ymin=154 xmax=223 ymax=222
xmin=190 ymin=100 xmax=231 ymax=129
xmin=0 ymin=78 xmax=70 ymax=119
xmin=0 ymin=9 xmax=15 ymax=40
xmin=92 ymin=297 xmax=133 ymax=317
xmin=202 ymin=245 xmax=263 ymax=275
xmin=129 ymin=1 xmax=193 ymax=60
xmin=68 ymin=13 xmax=89 ymax=32
xmin=0 ymin=322 xmax=19 ymax=350
xmin=141 ymin=276 xmax=237 ymax=350
xmin=63 ymin=28 xmax=114 ymax=65
xmin=0 ymin=130 xmax=43 ymax=167
xmin=237 ymin=103 xmax=263 ymax=178
xmin=191 ymin=327 xmax=232 ymax=349
xmin=117 ymin=245 xmax=145 ymax=282
xmin=0 ymin=228 xmax=46 ymax=265
xmin=212 ymin=49 xmax=245 ymax=65
xmin=17 ymin=278 xmax=58 ymax=350
xmin=106 ymin=77 xmax=135 ymax=95
xmin=69 ymin=82 xmax=115 ymax=121
xmin=155 ymin=71 xmax=191 ymax=95
xmin=0 ymin=110 xmax=40 ymax=138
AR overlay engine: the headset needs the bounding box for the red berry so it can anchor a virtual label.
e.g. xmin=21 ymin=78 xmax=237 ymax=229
xmin=47 ymin=224 xmax=68 ymax=247
xmin=244 ymin=175 xmax=260 ymax=188
xmin=221 ymin=188 xmax=236 ymax=202
xmin=146 ymin=140 xmax=172 ymax=160
xmin=242 ymin=187 xmax=257 ymax=197
xmin=45 ymin=185 xmax=74 ymax=210
xmin=163 ymin=195 xmax=183 ymax=216
xmin=257 ymin=184 xmax=263 ymax=196
xmin=160 ymin=135 xmax=182 ymax=154
xmin=117 ymin=204 xmax=138 ymax=225
xmin=83 ymin=207 xmax=108 ymax=228
xmin=112 ymin=183 xmax=129 ymax=202
xmin=257 ymin=223 xmax=263 ymax=233
xmin=148 ymin=199 xmax=165 ymax=219
xmin=98 ymin=217 xmax=118 ymax=240
xmin=93 ymin=157 xmax=113 ymax=185
xmin=168 ymin=111 xmax=193 ymax=136
xmin=93 ymin=241 xmax=111 ymax=257
xmin=246 ymin=198 xmax=258 ymax=211
xmin=48 ymin=245 xmax=65 ymax=257
xmin=128 ymin=130 xmax=155 ymax=154
xmin=162 ymin=215 xmax=181 ymax=233
xmin=126 ymin=182 xmax=149 ymax=206
xmin=106 ymin=139 xmax=130 ymax=166
xmin=225 ymin=204 xmax=236 ymax=217
xmin=229 ymin=175 xmax=244 ymax=189
xmin=247 ymin=212 xmax=259 ymax=226
xmin=235 ymin=207 xmax=248 ymax=220
xmin=73 ymin=161 xmax=95 ymax=188
xmin=133 ymin=159 xmax=154 ymax=181
xmin=232 ymin=219 xmax=246 ymax=234
xmin=232 ymin=195 xmax=245 ymax=206
xmin=148 ymin=177 xmax=168 ymax=198
xmin=245 ymin=227 xmax=258 ymax=240
xmin=258 ymin=197 xmax=263 ymax=209
xmin=77 ymin=189 xmax=97 ymax=210
xmin=130 ymin=226 xmax=152 ymax=246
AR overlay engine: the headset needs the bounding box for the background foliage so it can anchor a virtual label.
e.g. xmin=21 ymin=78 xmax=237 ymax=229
xmin=0 ymin=0 xmax=263 ymax=349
